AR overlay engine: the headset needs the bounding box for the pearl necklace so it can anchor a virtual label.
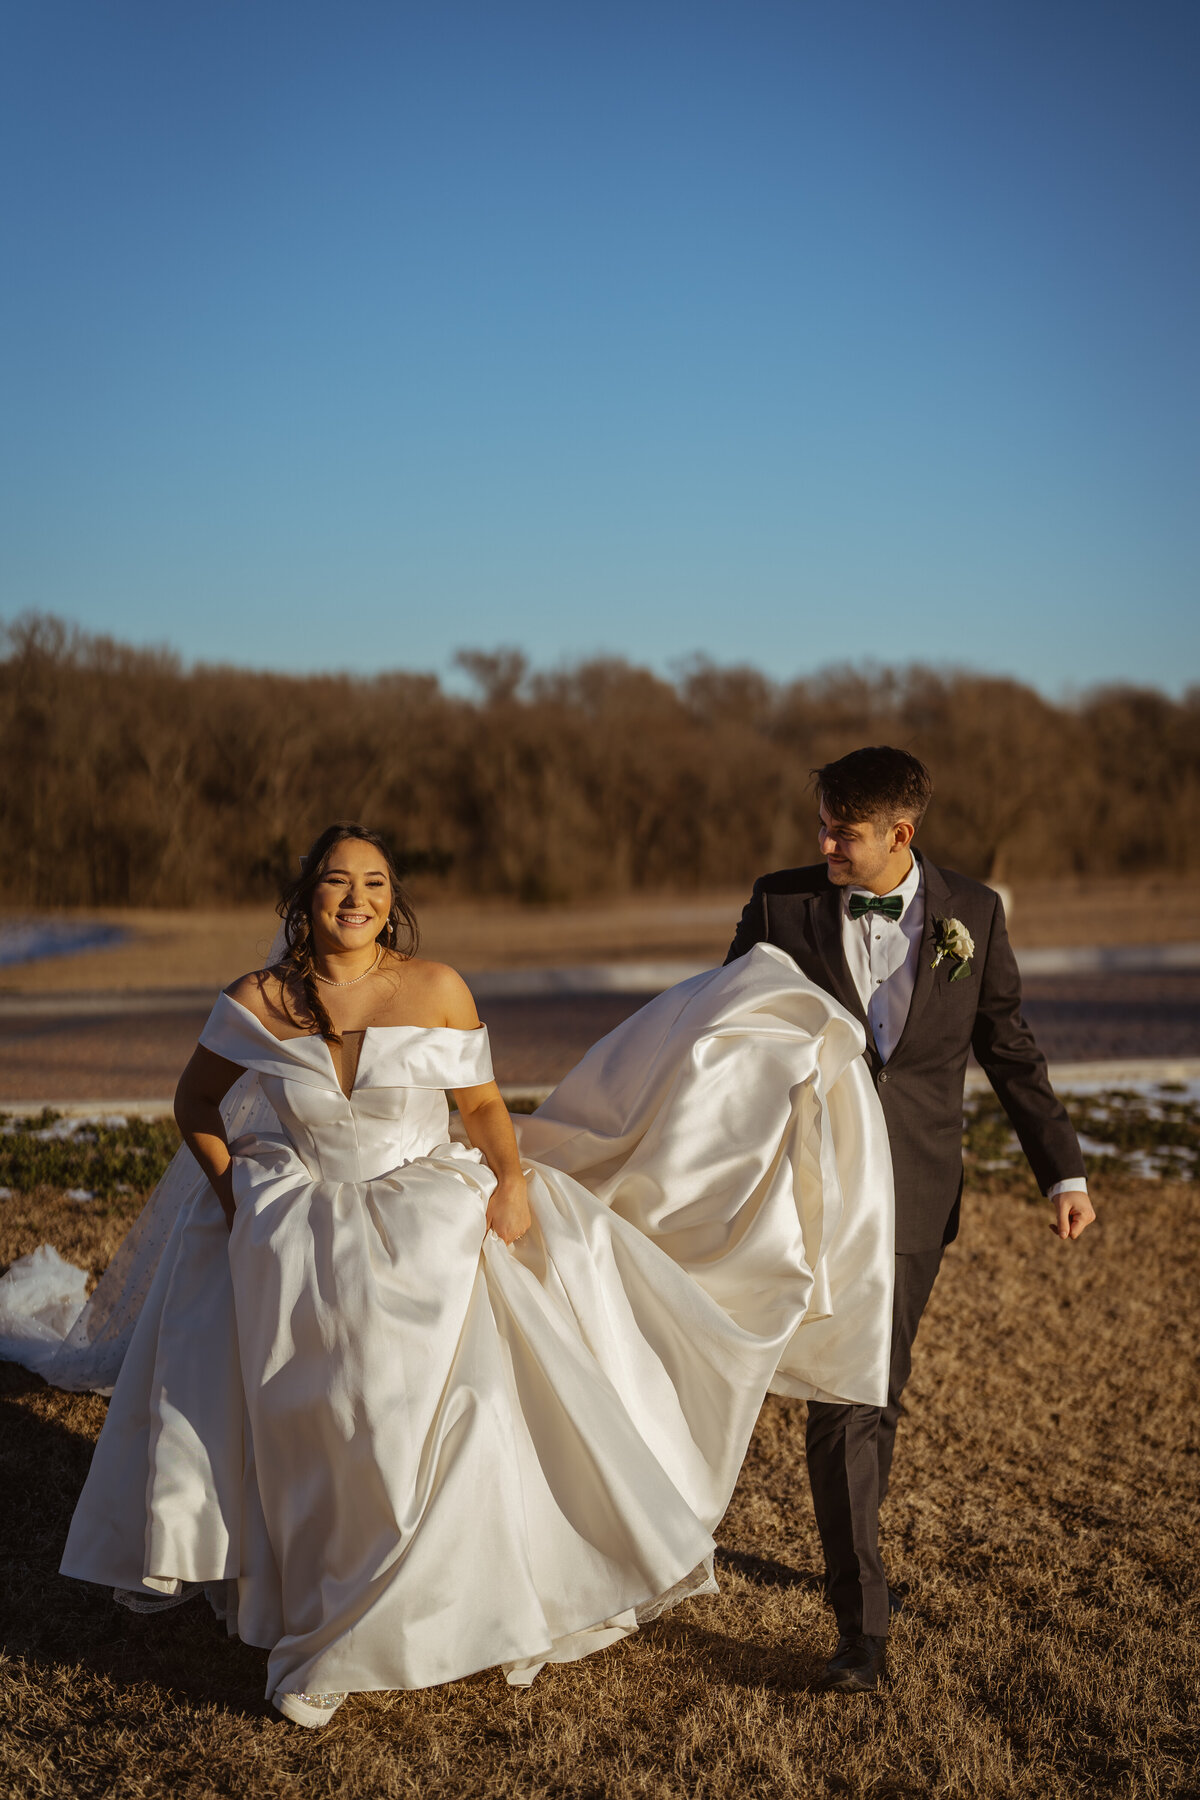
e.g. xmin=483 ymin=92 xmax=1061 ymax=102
xmin=313 ymin=945 xmax=384 ymax=987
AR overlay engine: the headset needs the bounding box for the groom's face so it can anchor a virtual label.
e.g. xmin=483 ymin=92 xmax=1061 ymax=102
xmin=817 ymin=804 xmax=896 ymax=888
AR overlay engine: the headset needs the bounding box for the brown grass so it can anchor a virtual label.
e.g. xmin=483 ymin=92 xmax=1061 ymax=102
xmin=2 ymin=1172 xmax=1198 ymax=1799
xmin=2 ymin=874 xmax=1197 ymax=998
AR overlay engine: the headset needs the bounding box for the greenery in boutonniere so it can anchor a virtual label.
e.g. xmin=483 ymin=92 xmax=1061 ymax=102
xmin=932 ymin=915 xmax=975 ymax=983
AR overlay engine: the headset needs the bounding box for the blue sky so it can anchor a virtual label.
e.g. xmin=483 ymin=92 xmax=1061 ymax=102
xmin=2 ymin=0 xmax=1197 ymax=694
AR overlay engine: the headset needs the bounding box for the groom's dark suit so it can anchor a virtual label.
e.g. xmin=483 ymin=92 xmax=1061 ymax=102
xmin=726 ymin=851 xmax=1085 ymax=1636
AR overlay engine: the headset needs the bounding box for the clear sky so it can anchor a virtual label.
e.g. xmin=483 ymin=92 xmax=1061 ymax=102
xmin=2 ymin=0 xmax=1197 ymax=694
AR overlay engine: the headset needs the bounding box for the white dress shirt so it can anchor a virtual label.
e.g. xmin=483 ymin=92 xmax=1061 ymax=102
xmin=840 ymin=855 xmax=1086 ymax=1200
xmin=841 ymin=855 xmax=924 ymax=1065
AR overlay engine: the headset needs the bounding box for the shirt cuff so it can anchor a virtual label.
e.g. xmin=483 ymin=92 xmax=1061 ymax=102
xmin=1047 ymin=1177 xmax=1089 ymax=1199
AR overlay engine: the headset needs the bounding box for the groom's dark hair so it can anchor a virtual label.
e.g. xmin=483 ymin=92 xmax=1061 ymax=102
xmin=813 ymin=746 xmax=933 ymax=830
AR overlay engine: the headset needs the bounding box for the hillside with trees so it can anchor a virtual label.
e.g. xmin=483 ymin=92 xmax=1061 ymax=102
xmin=2 ymin=615 xmax=1196 ymax=908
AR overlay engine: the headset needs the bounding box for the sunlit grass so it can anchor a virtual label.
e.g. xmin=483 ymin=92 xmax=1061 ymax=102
xmin=0 ymin=1106 xmax=1196 ymax=1797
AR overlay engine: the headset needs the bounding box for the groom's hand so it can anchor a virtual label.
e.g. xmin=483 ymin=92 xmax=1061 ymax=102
xmin=1051 ymin=1189 xmax=1096 ymax=1241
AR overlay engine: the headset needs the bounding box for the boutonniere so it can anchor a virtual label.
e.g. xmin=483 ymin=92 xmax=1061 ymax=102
xmin=931 ymin=916 xmax=975 ymax=983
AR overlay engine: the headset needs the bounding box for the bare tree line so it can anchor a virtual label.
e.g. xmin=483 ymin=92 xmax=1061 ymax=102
xmin=2 ymin=614 xmax=1196 ymax=908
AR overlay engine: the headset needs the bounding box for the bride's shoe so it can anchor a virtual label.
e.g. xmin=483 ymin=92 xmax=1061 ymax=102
xmin=273 ymin=1690 xmax=346 ymax=1729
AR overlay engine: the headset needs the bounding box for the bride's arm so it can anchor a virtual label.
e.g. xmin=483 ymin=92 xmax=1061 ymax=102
xmin=174 ymin=1044 xmax=245 ymax=1231
xmin=425 ymin=960 xmax=531 ymax=1246
xmin=454 ymin=1080 xmax=532 ymax=1245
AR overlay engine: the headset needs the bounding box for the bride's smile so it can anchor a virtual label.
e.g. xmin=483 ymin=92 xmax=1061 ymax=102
xmin=309 ymin=840 xmax=392 ymax=971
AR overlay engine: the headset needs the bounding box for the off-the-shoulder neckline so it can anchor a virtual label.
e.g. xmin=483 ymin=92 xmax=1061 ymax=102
xmin=218 ymin=989 xmax=488 ymax=1046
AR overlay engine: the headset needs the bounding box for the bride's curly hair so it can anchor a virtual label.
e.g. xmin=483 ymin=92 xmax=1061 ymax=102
xmin=275 ymin=822 xmax=419 ymax=1044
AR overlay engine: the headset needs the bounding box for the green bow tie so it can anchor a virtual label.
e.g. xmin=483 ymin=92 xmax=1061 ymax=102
xmin=848 ymin=893 xmax=904 ymax=921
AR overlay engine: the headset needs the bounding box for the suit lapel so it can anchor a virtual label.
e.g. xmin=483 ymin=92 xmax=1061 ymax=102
xmin=808 ymin=881 xmax=870 ymax=1030
xmin=889 ymin=852 xmax=949 ymax=1062
xmin=759 ymin=880 xmax=868 ymax=1027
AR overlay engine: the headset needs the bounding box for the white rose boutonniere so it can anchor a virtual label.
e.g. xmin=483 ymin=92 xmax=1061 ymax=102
xmin=931 ymin=916 xmax=975 ymax=983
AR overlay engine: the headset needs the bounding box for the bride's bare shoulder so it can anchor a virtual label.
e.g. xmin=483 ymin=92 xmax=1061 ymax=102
xmin=223 ymin=967 xmax=296 ymax=1027
xmin=393 ymin=955 xmax=481 ymax=1028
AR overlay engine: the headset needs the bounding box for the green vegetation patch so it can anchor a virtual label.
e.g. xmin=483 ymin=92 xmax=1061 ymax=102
xmin=0 ymin=1088 xmax=1194 ymax=1212
xmin=964 ymin=1085 xmax=1199 ymax=1187
xmin=0 ymin=1110 xmax=181 ymax=1204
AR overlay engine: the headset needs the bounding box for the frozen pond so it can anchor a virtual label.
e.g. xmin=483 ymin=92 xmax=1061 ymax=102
xmin=0 ymin=921 xmax=129 ymax=969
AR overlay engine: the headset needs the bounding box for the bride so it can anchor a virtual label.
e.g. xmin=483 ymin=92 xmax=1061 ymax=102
xmin=48 ymin=823 xmax=894 ymax=1727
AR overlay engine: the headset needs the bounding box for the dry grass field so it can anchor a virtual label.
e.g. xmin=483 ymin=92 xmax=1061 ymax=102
xmin=1 ymin=875 xmax=1197 ymax=997
xmin=1 ymin=1106 xmax=1197 ymax=1800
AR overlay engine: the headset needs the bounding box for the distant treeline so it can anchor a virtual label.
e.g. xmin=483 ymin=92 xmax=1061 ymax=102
xmin=2 ymin=614 xmax=1197 ymax=908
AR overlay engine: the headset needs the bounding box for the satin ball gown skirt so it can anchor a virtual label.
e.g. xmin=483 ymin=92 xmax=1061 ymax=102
xmin=58 ymin=945 xmax=895 ymax=1702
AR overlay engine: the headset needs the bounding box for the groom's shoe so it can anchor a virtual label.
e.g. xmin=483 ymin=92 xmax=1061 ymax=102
xmin=816 ymin=1632 xmax=887 ymax=1694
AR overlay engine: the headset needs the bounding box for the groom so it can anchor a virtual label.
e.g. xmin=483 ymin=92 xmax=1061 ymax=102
xmin=725 ymin=745 xmax=1095 ymax=1694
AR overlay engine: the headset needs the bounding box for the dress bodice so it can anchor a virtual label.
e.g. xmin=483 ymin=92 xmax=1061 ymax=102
xmin=200 ymin=992 xmax=495 ymax=1184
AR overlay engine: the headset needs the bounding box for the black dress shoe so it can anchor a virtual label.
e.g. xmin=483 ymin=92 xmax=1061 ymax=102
xmin=815 ymin=1632 xmax=887 ymax=1693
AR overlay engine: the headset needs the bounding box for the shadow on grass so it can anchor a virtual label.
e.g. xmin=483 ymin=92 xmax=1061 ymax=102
xmin=648 ymin=1610 xmax=823 ymax=1693
xmin=714 ymin=1545 xmax=822 ymax=1593
xmin=0 ymin=1361 xmax=270 ymax=1724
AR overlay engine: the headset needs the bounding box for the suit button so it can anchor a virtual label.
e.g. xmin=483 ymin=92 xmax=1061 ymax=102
xmin=879 ymin=1071 xmax=889 ymax=1083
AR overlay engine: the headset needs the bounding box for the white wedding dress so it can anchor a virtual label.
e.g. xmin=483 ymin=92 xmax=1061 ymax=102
xmin=25 ymin=945 xmax=894 ymax=1706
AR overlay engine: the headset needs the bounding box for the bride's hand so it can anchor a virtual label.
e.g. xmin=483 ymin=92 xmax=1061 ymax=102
xmin=212 ymin=1167 xmax=237 ymax=1234
xmin=486 ymin=1173 xmax=532 ymax=1246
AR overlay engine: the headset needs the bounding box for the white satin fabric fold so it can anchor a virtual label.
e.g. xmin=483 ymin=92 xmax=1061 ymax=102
xmin=57 ymin=945 xmax=894 ymax=1701
xmin=514 ymin=943 xmax=896 ymax=1407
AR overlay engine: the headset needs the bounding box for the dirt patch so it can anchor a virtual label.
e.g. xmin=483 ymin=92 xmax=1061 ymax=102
xmin=2 ymin=975 xmax=1198 ymax=1106
xmin=0 ymin=877 xmax=1196 ymax=999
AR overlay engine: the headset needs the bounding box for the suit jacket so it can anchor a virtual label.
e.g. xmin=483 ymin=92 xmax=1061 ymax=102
xmin=725 ymin=853 xmax=1085 ymax=1253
